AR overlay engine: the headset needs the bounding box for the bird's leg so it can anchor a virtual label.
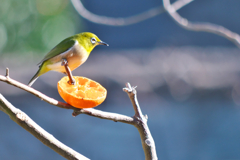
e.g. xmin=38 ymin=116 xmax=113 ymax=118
xmin=61 ymin=59 xmax=75 ymax=85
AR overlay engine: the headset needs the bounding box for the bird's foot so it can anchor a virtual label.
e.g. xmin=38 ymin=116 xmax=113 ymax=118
xmin=61 ymin=59 xmax=75 ymax=85
xmin=61 ymin=59 xmax=68 ymax=66
xmin=68 ymin=79 xmax=76 ymax=85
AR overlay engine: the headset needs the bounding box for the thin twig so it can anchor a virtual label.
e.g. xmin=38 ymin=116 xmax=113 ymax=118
xmin=71 ymin=0 xmax=193 ymax=26
xmin=5 ymin=68 xmax=9 ymax=77
xmin=73 ymin=108 xmax=134 ymax=124
xmin=123 ymin=83 xmax=158 ymax=160
xmin=163 ymin=0 xmax=240 ymax=48
xmin=123 ymin=83 xmax=142 ymax=118
xmin=0 ymin=94 xmax=89 ymax=160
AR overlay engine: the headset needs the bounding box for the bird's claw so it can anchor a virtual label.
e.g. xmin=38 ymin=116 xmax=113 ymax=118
xmin=61 ymin=59 xmax=67 ymax=66
xmin=68 ymin=79 xmax=76 ymax=85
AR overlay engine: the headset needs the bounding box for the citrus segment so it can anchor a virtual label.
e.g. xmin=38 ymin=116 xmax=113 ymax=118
xmin=57 ymin=76 xmax=107 ymax=108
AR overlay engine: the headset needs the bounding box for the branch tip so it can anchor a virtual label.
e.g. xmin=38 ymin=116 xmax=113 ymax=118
xmin=123 ymin=83 xmax=137 ymax=95
xmin=72 ymin=113 xmax=77 ymax=117
xmin=5 ymin=68 xmax=9 ymax=78
xmin=126 ymin=82 xmax=131 ymax=89
xmin=72 ymin=109 xmax=82 ymax=117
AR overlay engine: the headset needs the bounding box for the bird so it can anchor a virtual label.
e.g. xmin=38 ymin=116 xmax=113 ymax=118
xmin=28 ymin=32 xmax=108 ymax=86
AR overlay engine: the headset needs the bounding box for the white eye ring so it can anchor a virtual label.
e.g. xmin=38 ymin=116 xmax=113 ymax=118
xmin=91 ymin=38 xmax=96 ymax=44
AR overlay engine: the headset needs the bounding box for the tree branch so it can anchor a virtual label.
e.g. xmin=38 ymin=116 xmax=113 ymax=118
xmin=70 ymin=0 xmax=193 ymax=26
xmin=0 ymin=94 xmax=89 ymax=160
xmin=0 ymin=68 xmax=157 ymax=159
xmin=0 ymin=68 xmax=134 ymax=124
xmin=163 ymin=0 xmax=240 ymax=48
xmin=123 ymin=83 xmax=158 ymax=160
xmin=72 ymin=108 xmax=134 ymax=124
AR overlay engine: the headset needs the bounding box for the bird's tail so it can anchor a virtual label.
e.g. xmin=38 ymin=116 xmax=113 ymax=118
xmin=28 ymin=63 xmax=49 ymax=87
xmin=28 ymin=69 xmax=40 ymax=87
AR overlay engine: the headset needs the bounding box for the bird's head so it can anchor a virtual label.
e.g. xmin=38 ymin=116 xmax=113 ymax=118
xmin=76 ymin=32 xmax=108 ymax=53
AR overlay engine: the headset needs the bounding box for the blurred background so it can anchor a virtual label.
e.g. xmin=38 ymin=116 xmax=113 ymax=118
xmin=1 ymin=0 xmax=240 ymax=159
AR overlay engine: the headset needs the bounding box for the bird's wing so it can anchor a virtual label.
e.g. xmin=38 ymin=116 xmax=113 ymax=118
xmin=38 ymin=37 xmax=76 ymax=65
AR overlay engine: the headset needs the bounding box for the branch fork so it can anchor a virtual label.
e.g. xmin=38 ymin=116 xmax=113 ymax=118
xmin=123 ymin=83 xmax=157 ymax=160
xmin=163 ymin=0 xmax=240 ymax=48
xmin=0 ymin=68 xmax=157 ymax=160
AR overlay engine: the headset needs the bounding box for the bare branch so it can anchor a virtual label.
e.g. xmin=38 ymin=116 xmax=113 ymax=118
xmin=163 ymin=0 xmax=240 ymax=48
xmin=124 ymin=83 xmax=158 ymax=160
xmin=123 ymin=83 xmax=142 ymax=118
xmin=0 ymin=68 xmax=133 ymax=124
xmin=173 ymin=0 xmax=194 ymax=11
xmin=73 ymin=108 xmax=134 ymax=124
xmin=0 ymin=94 xmax=89 ymax=160
xmin=71 ymin=0 xmax=193 ymax=26
xmin=0 ymin=70 xmax=74 ymax=109
xmin=0 ymin=69 xmax=157 ymax=159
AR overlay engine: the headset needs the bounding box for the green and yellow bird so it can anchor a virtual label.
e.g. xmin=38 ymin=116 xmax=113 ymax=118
xmin=28 ymin=32 xmax=108 ymax=86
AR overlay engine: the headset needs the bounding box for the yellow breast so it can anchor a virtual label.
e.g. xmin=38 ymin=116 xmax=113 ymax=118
xmin=46 ymin=41 xmax=89 ymax=73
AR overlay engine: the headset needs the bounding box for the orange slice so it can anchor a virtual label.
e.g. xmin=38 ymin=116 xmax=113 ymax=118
xmin=58 ymin=76 xmax=107 ymax=109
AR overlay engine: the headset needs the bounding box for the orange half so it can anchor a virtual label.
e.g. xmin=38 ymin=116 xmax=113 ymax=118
xmin=58 ymin=76 xmax=107 ymax=108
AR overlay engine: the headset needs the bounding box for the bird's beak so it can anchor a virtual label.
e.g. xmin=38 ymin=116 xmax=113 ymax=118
xmin=98 ymin=41 xmax=109 ymax=46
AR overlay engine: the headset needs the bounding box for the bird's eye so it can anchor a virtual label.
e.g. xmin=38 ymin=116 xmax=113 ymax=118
xmin=91 ymin=38 xmax=96 ymax=44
